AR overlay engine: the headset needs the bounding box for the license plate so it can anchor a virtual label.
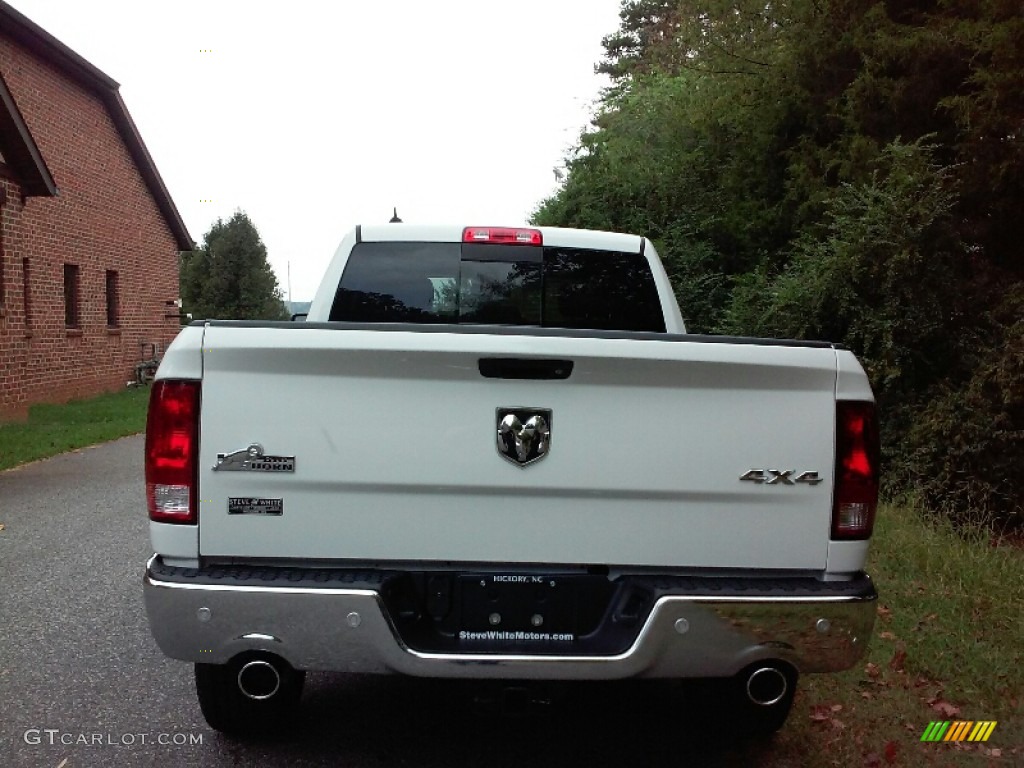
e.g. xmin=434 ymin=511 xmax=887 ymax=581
xmin=458 ymin=574 xmax=578 ymax=643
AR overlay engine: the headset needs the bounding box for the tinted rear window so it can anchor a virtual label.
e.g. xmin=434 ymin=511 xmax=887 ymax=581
xmin=542 ymin=247 xmax=665 ymax=332
xmin=330 ymin=241 xmax=665 ymax=332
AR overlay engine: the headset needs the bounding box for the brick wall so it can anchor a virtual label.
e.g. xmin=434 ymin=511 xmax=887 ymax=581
xmin=0 ymin=34 xmax=181 ymax=422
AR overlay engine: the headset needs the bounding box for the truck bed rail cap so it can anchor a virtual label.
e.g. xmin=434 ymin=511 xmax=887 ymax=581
xmin=190 ymin=320 xmax=842 ymax=350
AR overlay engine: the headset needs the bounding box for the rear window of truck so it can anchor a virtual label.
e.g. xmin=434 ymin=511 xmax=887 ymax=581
xmin=329 ymin=242 xmax=666 ymax=332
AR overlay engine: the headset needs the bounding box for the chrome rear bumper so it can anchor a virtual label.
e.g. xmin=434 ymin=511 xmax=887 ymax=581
xmin=143 ymin=556 xmax=876 ymax=680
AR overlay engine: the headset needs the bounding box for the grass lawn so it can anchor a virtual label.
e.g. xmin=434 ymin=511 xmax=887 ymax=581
xmin=718 ymin=504 xmax=1023 ymax=766
xmin=0 ymin=387 xmax=150 ymax=471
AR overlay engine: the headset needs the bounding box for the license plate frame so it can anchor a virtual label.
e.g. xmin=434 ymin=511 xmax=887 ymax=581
xmin=457 ymin=574 xmax=579 ymax=642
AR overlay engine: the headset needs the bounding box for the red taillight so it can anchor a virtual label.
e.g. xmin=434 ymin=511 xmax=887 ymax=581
xmin=145 ymin=380 xmax=200 ymax=524
xmin=462 ymin=226 xmax=542 ymax=245
xmin=832 ymin=401 xmax=880 ymax=539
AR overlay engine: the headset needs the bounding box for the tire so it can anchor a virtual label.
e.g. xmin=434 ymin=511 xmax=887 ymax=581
xmin=194 ymin=653 xmax=305 ymax=737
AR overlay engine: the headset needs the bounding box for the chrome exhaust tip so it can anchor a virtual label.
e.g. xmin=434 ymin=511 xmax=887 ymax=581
xmin=237 ymin=659 xmax=281 ymax=701
xmin=745 ymin=666 xmax=788 ymax=707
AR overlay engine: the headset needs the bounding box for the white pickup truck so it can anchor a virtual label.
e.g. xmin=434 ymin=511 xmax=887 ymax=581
xmin=143 ymin=224 xmax=879 ymax=736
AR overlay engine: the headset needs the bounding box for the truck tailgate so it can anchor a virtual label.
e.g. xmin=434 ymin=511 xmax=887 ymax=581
xmin=196 ymin=326 xmax=838 ymax=570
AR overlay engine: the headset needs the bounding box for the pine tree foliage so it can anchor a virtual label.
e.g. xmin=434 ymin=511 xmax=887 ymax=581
xmin=181 ymin=211 xmax=289 ymax=321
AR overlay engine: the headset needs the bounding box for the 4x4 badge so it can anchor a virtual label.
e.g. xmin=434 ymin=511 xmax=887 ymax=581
xmin=496 ymin=408 xmax=551 ymax=467
xmin=740 ymin=469 xmax=822 ymax=485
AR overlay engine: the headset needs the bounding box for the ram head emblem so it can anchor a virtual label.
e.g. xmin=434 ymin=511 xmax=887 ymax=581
xmin=496 ymin=408 xmax=552 ymax=467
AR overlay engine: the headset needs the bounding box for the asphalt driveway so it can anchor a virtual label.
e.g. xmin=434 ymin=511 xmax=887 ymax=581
xmin=0 ymin=435 xmax=749 ymax=767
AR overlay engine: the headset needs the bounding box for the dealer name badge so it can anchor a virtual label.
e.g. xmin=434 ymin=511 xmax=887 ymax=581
xmin=228 ymin=497 xmax=283 ymax=516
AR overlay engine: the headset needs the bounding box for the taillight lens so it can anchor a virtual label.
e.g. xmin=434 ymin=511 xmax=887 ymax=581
xmin=462 ymin=227 xmax=542 ymax=245
xmin=145 ymin=380 xmax=200 ymax=524
xmin=832 ymin=401 xmax=880 ymax=539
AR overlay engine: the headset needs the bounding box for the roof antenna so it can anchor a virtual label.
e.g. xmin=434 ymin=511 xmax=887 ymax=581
xmin=389 ymin=207 xmax=402 ymax=223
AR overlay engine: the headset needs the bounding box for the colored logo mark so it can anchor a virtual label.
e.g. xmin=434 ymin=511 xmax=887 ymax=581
xmin=921 ymin=721 xmax=997 ymax=742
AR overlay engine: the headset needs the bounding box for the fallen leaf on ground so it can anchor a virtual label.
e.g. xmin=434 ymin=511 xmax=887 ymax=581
xmin=831 ymin=704 xmax=844 ymax=712
xmin=879 ymin=631 xmax=896 ymax=640
xmin=890 ymin=647 xmax=907 ymax=672
xmin=930 ymin=698 xmax=960 ymax=718
xmin=877 ymin=605 xmax=892 ymax=619
xmin=863 ymin=753 xmax=882 ymax=767
xmin=810 ymin=704 xmax=832 ymax=722
xmin=884 ymin=741 xmax=898 ymax=763
xmin=865 ymin=662 xmax=881 ymax=679
xmin=913 ymin=612 xmax=939 ymax=631
xmin=861 ymin=691 xmax=873 ymax=699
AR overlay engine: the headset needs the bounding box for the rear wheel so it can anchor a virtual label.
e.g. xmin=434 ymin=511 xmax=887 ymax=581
xmin=194 ymin=653 xmax=305 ymax=736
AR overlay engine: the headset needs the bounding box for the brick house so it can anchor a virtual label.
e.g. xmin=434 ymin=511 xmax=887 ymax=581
xmin=0 ymin=2 xmax=192 ymax=421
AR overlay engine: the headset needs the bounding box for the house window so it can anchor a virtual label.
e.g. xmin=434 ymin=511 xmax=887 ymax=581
xmin=105 ymin=270 xmax=119 ymax=327
xmin=22 ymin=258 xmax=31 ymax=328
xmin=64 ymin=263 xmax=80 ymax=328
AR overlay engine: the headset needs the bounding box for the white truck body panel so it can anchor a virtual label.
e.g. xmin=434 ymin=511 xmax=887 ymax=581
xmin=195 ymin=325 xmax=838 ymax=569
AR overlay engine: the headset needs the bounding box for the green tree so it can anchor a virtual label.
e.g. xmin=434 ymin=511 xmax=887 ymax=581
xmin=181 ymin=211 xmax=289 ymax=321
xmin=535 ymin=1 xmax=1024 ymax=525
xmin=723 ymin=140 xmax=971 ymax=470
